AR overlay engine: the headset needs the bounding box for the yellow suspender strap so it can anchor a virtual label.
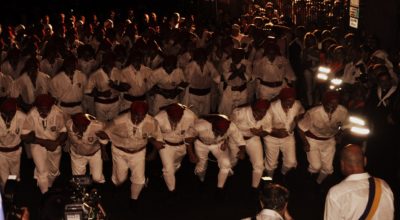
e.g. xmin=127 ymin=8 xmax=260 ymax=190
xmin=365 ymin=178 xmax=382 ymax=220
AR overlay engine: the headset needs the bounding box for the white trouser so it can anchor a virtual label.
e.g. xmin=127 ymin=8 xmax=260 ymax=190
xmin=111 ymin=145 xmax=146 ymax=200
xmin=264 ymin=134 xmax=297 ymax=175
xmin=244 ymin=136 xmax=264 ymax=188
xmin=30 ymin=144 xmax=62 ymax=193
xmin=183 ymin=91 xmax=211 ymax=115
xmin=194 ymin=140 xmax=232 ymax=188
xmin=95 ymin=101 xmax=120 ymax=121
xmin=70 ymin=149 xmax=105 ymax=183
xmin=256 ymin=84 xmax=283 ymax=100
xmin=218 ymin=87 xmax=248 ymax=116
xmin=303 ymin=69 xmax=315 ymax=106
xmin=306 ymin=137 xmax=336 ymax=174
xmin=0 ymin=148 xmax=22 ymax=191
xmin=151 ymin=94 xmax=179 ymax=115
xmin=159 ymin=144 xmax=187 ymax=191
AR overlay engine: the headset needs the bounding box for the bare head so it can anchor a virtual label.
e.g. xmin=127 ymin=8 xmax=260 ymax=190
xmin=340 ymin=144 xmax=366 ymax=176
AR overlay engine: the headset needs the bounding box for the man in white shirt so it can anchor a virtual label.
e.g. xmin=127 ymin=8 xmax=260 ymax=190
xmin=183 ymin=48 xmax=221 ymax=115
xmin=21 ymin=94 xmax=67 ymax=194
xmin=263 ymin=88 xmax=304 ymax=178
xmin=219 ymin=48 xmax=252 ymax=116
xmin=11 ymin=57 xmax=50 ymax=112
xmin=243 ymin=184 xmax=293 ymax=220
xmin=50 ymin=55 xmax=87 ymax=117
xmin=231 ymin=99 xmax=270 ymax=189
xmin=119 ymin=52 xmax=151 ymax=113
xmin=186 ymin=114 xmax=246 ymax=193
xmin=105 ymin=101 xmax=164 ymax=205
xmin=148 ymin=55 xmax=186 ymax=115
xmin=85 ymin=52 xmax=120 ymax=121
xmin=67 ymin=113 xmax=107 ymax=184
xmin=154 ymin=103 xmax=197 ymax=193
xmin=298 ymin=91 xmax=348 ymax=184
xmin=253 ymin=43 xmax=296 ymax=100
xmin=0 ymin=98 xmax=26 ymax=191
xmin=324 ymin=144 xmax=394 ymax=220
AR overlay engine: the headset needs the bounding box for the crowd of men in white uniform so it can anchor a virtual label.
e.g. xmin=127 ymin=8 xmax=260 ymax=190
xmin=0 ymin=1 xmax=398 ymax=219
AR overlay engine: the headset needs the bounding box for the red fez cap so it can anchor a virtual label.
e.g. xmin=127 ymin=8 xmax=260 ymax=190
xmin=0 ymin=98 xmax=17 ymax=113
xmin=323 ymin=90 xmax=340 ymax=103
xmin=130 ymin=101 xmax=149 ymax=115
xmin=71 ymin=113 xmax=91 ymax=127
xmin=213 ymin=116 xmax=231 ymax=134
xmin=279 ymin=87 xmax=296 ymax=100
xmin=252 ymin=99 xmax=270 ymax=111
xmin=35 ymin=94 xmax=55 ymax=108
xmin=165 ymin=103 xmax=185 ymax=121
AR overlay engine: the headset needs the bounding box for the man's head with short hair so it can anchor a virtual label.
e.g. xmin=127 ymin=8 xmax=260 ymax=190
xmin=259 ymin=184 xmax=289 ymax=213
xmin=340 ymin=144 xmax=366 ymax=176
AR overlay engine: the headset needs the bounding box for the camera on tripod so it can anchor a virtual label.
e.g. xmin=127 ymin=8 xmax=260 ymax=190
xmin=3 ymin=175 xmax=26 ymax=220
xmin=64 ymin=175 xmax=106 ymax=220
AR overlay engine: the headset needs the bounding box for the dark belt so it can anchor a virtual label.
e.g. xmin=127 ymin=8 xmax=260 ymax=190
xmin=231 ymin=83 xmax=247 ymax=92
xmin=198 ymin=138 xmax=223 ymax=146
xmin=156 ymin=87 xmax=182 ymax=99
xmin=0 ymin=145 xmax=20 ymax=152
xmin=94 ymin=96 xmax=119 ymax=104
xmin=73 ymin=148 xmax=100 ymax=157
xmin=189 ymin=87 xmax=211 ymax=96
xmin=258 ymin=79 xmax=283 ymax=88
xmin=244 ymin=136 xmax=253 ymax=140
xmin=115 ymin=146 xmax=146 ymax=154
xmin=305 ymin=131 xmax=332 ymax=141
xmin=123 ymin=93 xmax=146 ymax=102
xmin=60 ymin=101 xmax=82 ymax=108
xmin=164 ymin=140 xmax=185 ymax=146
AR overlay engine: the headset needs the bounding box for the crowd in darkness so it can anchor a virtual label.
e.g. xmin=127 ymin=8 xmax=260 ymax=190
xmin=0 ymin=0 xmax=399 ymax=219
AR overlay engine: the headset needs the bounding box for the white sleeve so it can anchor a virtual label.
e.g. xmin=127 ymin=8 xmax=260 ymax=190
xmin=228 ymin=123 xmax=246 ymax=146
xmin=323 ymin=190 xmax=342 ymax=220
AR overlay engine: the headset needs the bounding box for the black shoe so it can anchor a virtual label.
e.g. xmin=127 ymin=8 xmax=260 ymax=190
xmin=214 ymin=187 xmax=226 ymax=202
xmin=129 ymin=198 xmax=139 ymax=211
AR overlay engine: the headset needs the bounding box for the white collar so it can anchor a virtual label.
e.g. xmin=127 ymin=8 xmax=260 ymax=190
xmin=259 ymin=209 xmax=284 ymax=220
xmin=344 ymin=172 xmax=370 ymax=181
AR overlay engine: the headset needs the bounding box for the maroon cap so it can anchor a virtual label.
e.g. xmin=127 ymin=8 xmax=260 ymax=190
xmin=252 ymin=99 xmax=270 ymax=111
xmin=323 ymin=90 xmax=340 ymax=103
xmin=34 ymin=94 xmax=55 ymax=108
xmin=165 ymin=103 xmax=185 ymax=121
xmin=71 ymin=113 xmax=91 ymax=127
xmin=279 ymin=87 xmax=296 ymax=100
xmin=130 ymin=101 xmax=149 ymax=115
xmin=0 ymin=98 xmax=17 ymax=113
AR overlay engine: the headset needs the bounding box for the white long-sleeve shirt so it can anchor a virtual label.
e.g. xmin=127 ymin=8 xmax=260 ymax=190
xmin=298 ymin=105 xmax=348 ymax=138
xmin=187 ymin=118 xmax=246 ymax=146
xmin=263 ymin=100 xmax=304 ymax=135
xmin=230 ymin=106 xmax=268 ymax=138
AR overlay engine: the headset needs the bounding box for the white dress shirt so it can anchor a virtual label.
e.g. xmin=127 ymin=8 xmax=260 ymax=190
xmin=324 ymin=173 xmax=394 ymax=220
xmin=230 ymin=106 xmax=268 ymax=138
xmin=11 ymin=71 xmax=50 ymax=104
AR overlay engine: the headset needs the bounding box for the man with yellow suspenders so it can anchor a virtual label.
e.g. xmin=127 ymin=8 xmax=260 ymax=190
xmin=324 ymin=144 xmax=394 ymax=220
